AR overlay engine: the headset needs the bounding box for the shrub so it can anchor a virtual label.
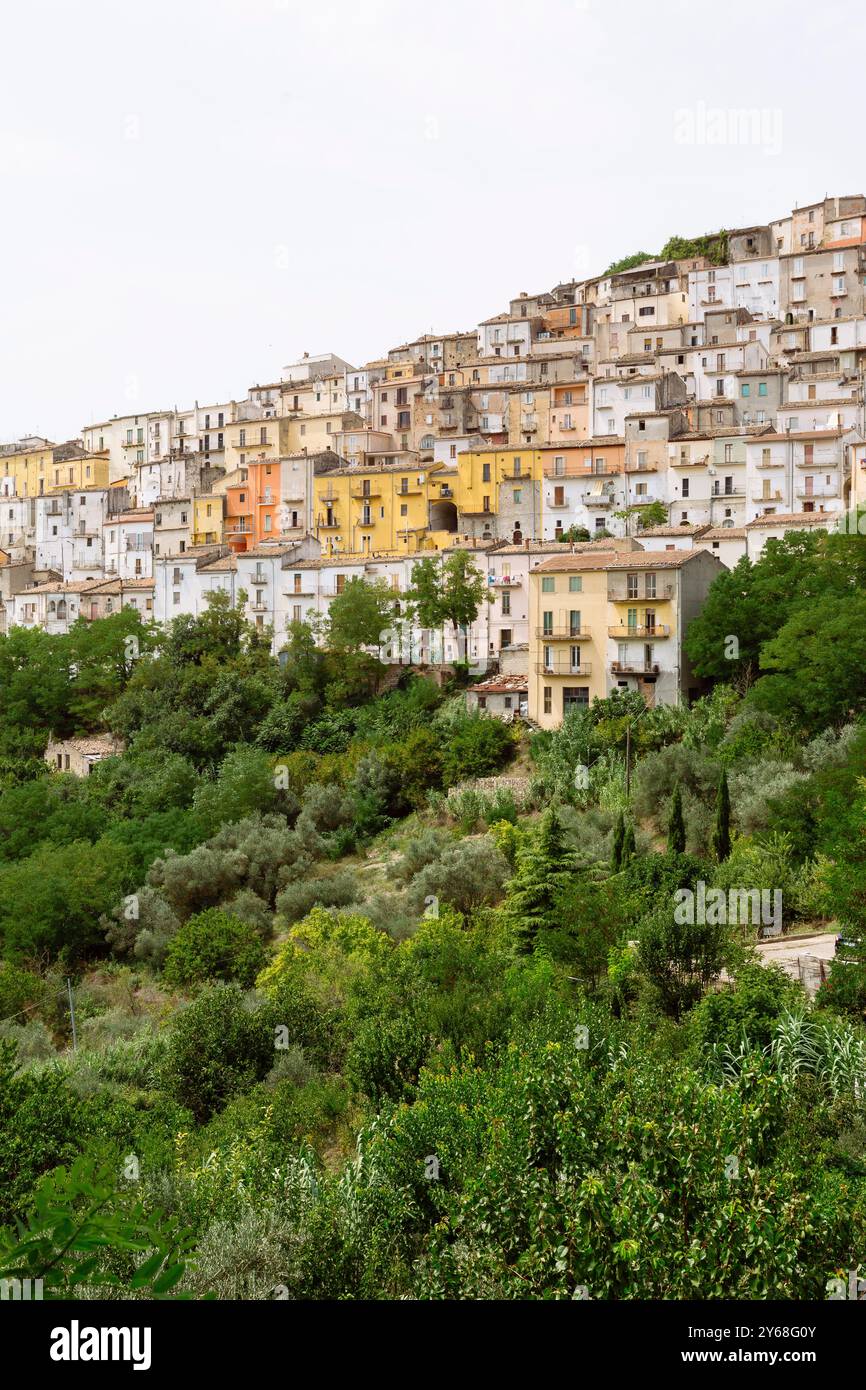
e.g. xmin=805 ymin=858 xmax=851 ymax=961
xmin=104 ymin=884 xmax=181 ymax=966
xmin=619 ymin=851 xmax=705 ymax=925
xmin=407 ymin=837 xmax=510 ymax=917
xmin=160 ymin=984 xmax=275 ymax=1122
xmin=689 ymin=962 xmax=800 ymax=1055
xmin=162 ymin=909 xmax=268 ymax=989
xmin=637 ymin=905 xmax=731 ymax=1019
xmin=389 ymin=829 xmax=451 ymax=886
xmin=0 ymin=962 xmax=46 ymax=1022
xmin=441 ymin=713 xmax=515 ymax=785
xmin=275 ymin=870 xmax=361 ymax=927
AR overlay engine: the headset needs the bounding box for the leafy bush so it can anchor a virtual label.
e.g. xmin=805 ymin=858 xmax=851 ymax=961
xmin=160 ymin=984 xmax=275 ymax=1123
xmin=275 ymin=871 xmax=360 ymax=927
xmin=440 ymin=713 xmax=515 ymax=784
xmin=162 ymin=909 xmax=268 ymax=989
xmin=407 ymin=837 xmax=510 ymax=917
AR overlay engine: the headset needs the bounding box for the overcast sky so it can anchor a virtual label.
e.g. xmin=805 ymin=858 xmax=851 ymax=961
xmin=1 ymin=0 xmax=863 ymax=441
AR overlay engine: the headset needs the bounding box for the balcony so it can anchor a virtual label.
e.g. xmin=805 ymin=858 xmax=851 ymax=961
xmin=397 ymin=483 xmax=424 ymax=495
xmin=751 ymin=489 xmax=784 ymax=503
xmin=350 ymin=484 xmax=382 ymax=499
xmin=536 ymin=626 xmax=591 ymax=640
xmin=122 ymin=439 xmax=145 ymax=449
xmin=125 ymin=538 xmax=151 ymax=551
xmin=501 ymin=469 xmax=528 ymax=481
xmin=544 ymin=463 xmax=620 ymax=479
xmin=711 ymin=487 xmax=745 ymax=499
xmin=317 ymin=515 xmax=341 ymax=529
xmin=608 ymin=623 xmax=671 ymax=639
xmin=755 ymin=456 xmax=784 ymax=468
xmin=795 ymin=484 xmax=839 ymax=499
xmin=611 ymin=660 xmax=661 ymax=676
xmin=585 ymin=492 xmax=614 ymax=507
xmin=608 ymin=581 xmax=674 ymax=602
xmin=536 ymin=661 xmax=592 ymax=676
xmin=490 ymin=575 xmax=522 ymax=588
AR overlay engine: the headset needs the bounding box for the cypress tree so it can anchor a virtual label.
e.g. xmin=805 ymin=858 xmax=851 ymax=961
xmin=622 ymin=821 xmax=636 ymax=864
xmin=712 ymin=768 xmax=732 ymax=863
xmin=667 ymin=783 xmax=686 ymax=856
xmin=611 ymin=810 xmax=626 ymax=871
xmin=506 ymin=806 xmax=575 ymax=953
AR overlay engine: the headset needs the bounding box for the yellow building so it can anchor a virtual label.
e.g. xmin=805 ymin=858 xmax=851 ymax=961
xmin=456 ymin=446 xmax=546 ymax=539
xmin=222 ymin=415 xmax=294 ymax=474
xmin=312 ymin=461 xmax=458 ymax=555
xmin=528 ymin=553 xmax=618 ymax=727
xmin=0 ymin=440 xmax=109 ymax=497
xmin=529 ymin=548 xmax=723 ymax=726
xmin=192 ymin=494 xmax=224 ymax=547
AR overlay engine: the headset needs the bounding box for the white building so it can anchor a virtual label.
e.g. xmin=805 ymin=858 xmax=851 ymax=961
xmin=104 ymin=508 xmax=154 ymax=580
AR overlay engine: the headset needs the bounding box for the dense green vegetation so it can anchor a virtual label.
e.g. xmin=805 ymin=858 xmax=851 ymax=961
xmin=1 ymin=529 xmax=866 ymax=1300
xmin=604 ymin=230 xmax=729 ymax=276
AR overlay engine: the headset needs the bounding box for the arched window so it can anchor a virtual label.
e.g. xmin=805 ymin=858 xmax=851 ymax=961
xmin=57 ymin=599 xmax=67 ymax=620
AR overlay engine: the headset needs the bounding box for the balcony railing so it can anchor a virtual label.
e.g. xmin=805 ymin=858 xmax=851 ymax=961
xmin=490 ymin=576 xmax=522 ymax=588
xmin=608 ymin=623 xmax=671 ymax=639
xmin=608 ymin=582 xmax=674 ymax=601
xmin=611 ymin=660 xmax=661 ymax=676
xmin=544 ymin=464 xmax=620 ymax=479
xmin=350 ymin=484 xmax=382 ymax=498
xmin=535 ymin=662 xmax=592 ymax=676
xmin=751 ymin=489 xmax=784 ymax=503
xmin=536 ymin=626 xmax=591 ymax=640
xmin=795 ymin=484 xmax=839 ymax=499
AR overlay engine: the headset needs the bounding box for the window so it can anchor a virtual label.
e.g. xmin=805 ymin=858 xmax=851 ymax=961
xmin=568 ymin=575 xmax=582 ymax=592
xmin=543 ymin=686 xmax=552 ymax=715
xmin=741 ymin=383 xmax=750 ymax=397
xmin=541 ymin=576 xmax=555 ymax=593
xmin=513 ymin=489 xmax=522 ymax=503
xmin=563 ymin=687 xmax=589 ymax=710
xmin=501 ymin=591 xmax=511 ymax=616
xmin=482 ymin=463 xmax=491 ymax=482
xmin=569 ymin=609 xmax=581 ymax=635
xmin=682 ymin=478 xmax=689 ymax=497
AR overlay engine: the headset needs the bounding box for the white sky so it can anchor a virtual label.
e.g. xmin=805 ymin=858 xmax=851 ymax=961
xmin=1 ymin=0 xmax=863 ymax=441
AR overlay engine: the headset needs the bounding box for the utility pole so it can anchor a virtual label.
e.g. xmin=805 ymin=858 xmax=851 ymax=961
xmin=625 ymin=720 xmax=632 ymax=798
xmin=66 ymin=977 xmax=77 ymax=1051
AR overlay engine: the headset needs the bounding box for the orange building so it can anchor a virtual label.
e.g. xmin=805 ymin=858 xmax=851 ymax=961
xmin=224 ymin=477 xmax=254 ymax=551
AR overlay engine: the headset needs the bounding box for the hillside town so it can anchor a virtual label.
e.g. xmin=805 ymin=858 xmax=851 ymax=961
xmin=4 ymin=192 xmax=866 ymax=728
